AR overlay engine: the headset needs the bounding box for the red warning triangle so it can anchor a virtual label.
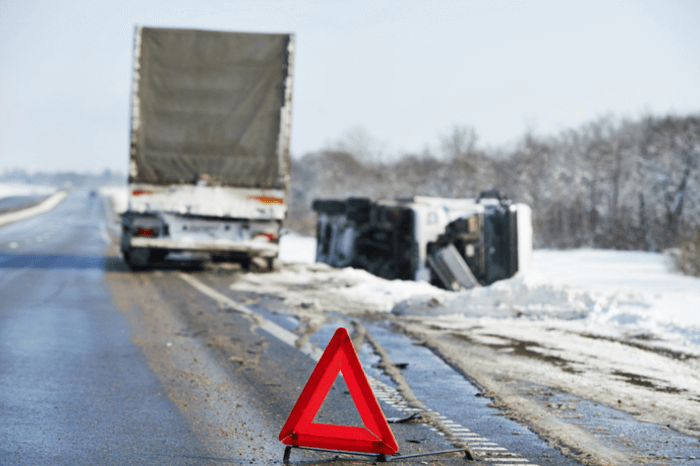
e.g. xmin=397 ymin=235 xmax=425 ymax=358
xmin=278 ymin=327 xmax=398 ymax=455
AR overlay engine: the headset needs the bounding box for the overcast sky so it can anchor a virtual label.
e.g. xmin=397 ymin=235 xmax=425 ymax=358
xmin=1 ymin=0 xmax=699 ymax=173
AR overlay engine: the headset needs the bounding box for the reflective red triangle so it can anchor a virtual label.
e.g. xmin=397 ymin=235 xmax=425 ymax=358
xmin=279 ymin=327 xmax=398 ymax=455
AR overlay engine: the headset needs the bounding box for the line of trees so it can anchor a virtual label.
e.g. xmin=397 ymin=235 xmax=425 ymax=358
xmin=288 ymin=114 xmax=700 ymax=274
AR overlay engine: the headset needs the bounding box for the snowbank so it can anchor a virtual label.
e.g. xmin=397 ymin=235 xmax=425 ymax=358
xmin=394 ymin=249 xmax=700 ymax=349
xmin=231 ymin=261 xmax=444 ymax=314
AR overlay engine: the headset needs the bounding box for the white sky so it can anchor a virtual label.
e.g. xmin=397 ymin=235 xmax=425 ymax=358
xmin=1 ymin=0 xmax=699 ymax=173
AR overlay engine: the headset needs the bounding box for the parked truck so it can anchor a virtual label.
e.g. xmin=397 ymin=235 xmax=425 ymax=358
xmin=121 ymin=26 xmax=294 ymax=269
xmin=313 ymin=191 xmax=532 ymax=290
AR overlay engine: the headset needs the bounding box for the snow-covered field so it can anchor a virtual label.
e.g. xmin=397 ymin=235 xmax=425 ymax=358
xmin=0 ymin=182 xmax=56 ymax=199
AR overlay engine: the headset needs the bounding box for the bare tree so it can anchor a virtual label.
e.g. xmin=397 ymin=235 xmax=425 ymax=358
xmin=330 ymin=126 xmax=387 ymax=166
xmin=639 ymin=116 xmax=700 ymax=247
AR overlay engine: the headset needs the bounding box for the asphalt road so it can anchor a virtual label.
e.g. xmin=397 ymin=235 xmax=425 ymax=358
xmin=7 ymin=190 xmax=691 ymax=466
xmin=0 ymin=191 xmax=216 ymax=464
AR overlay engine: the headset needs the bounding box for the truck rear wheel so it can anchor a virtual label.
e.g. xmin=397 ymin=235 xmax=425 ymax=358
xmin=150 ymin=249 xmax=169 ymax=263
xmin=124 ymin=247 xmax=152 ymax=270
xmin=241 ymin=256 xmax=274 ymax=273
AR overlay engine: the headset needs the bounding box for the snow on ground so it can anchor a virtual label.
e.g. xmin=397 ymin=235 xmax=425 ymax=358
xmin=99 ymin=186 xmax=128 ymax=214
xmin=278 ymin=236 xmax=700 ymax=351
xmin=398 ymin=249 xmax=700 ymax=351
xmin=0 ymin=182 xmax=56 ymax=199
xmin=278 ymin=233 xmax=316 ymax=264
xmin=239 ymin=233 xmax=450 ymax=314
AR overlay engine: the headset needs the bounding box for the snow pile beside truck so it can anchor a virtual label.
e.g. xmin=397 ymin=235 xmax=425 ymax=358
xmin=121 ymin=27 xmax=294 ymax=269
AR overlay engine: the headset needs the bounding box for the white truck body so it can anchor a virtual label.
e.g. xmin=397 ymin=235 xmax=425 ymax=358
xmin=121 ymin=27 xmax=294 ymax=268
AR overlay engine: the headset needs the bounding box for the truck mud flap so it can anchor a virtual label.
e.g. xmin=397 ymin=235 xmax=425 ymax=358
xmin=428 ymin=244 xmax=480 ymax=291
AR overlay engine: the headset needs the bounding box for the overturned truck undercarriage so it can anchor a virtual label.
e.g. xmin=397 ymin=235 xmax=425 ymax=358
xmin=312 ymin=192 xmax=532 ymax=290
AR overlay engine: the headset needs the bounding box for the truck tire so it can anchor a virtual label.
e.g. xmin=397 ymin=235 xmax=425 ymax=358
xmin=150 ymin=249 xmax=169 ymax=263
xmin=241 ymin=256 xmax=273 ymax=273
xmin=124 ymin=247 xmax=151 ymax=270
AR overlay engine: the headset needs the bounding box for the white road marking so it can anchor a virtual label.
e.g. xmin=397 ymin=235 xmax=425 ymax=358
xmin=482 ymin=457 xmax=530 ymax=461
xmin=179 ymin=273 xmax=535 ymax=463
xmin=178 ymin=273 xmax=323 ymax=361
xmin=101 ymin=225 xmax=111 ymax=244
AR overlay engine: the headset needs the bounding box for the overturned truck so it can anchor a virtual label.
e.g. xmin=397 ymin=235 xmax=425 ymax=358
xmin=312 ymin=191 xmax=532 ymax=290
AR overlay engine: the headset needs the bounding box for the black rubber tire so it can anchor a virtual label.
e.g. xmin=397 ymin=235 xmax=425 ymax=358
xmin=124 ymin=247 xmax=151 ymax=270
xmin=150 ymin=249 xmax=169 ymax=263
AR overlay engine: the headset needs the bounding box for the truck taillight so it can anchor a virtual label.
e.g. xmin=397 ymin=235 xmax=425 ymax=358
xmin=135 ymin=228 xmax=156 ymax=236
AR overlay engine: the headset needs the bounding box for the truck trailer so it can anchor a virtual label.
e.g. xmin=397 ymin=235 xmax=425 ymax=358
xmin=121 ymin=27 xmax=294 ymax=269
xmin=313 ymin=192 xmax=532 ymax=290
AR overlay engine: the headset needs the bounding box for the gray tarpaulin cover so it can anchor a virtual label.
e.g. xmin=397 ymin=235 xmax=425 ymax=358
xmin=130 ymin=27 xmax=292 ymax=188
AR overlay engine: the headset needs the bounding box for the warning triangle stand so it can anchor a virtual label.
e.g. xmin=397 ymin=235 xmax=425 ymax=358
xmin=278 ymin=327 xmax=473 ymax=463
xmin=279 ymin=327 xmax=398 ymax=457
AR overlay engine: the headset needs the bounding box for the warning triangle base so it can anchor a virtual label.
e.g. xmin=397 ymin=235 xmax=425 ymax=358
xmin=282 ymin=445 xmax=474 ymax=464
